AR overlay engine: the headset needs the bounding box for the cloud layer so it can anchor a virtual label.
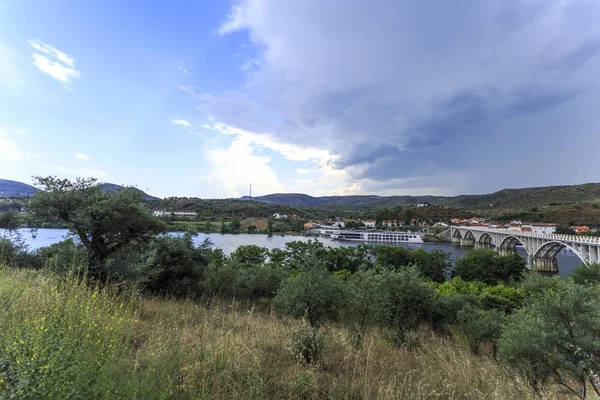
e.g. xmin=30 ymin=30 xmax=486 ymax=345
xmin=200 ymin=0 xmax=600 ymax=194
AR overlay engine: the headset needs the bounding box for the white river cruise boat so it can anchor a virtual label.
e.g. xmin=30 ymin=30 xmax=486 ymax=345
xmin=330 ymin=230 xmax=424 ymax=244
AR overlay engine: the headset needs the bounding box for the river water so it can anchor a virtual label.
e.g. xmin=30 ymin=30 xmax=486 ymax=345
xmin=12 ymin=228 xmax=582 ymax=278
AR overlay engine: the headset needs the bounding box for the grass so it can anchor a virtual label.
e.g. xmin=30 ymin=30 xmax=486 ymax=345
xmin=0 ymin=266 xmax=571 ymax=399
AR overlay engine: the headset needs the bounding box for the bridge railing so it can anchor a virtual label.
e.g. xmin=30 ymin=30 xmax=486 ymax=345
xmin=453 ymin=226 xmax=600 ymax=245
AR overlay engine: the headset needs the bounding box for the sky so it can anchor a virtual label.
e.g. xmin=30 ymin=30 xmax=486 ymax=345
xmin=1 ymin=0 xmax=599 ymax=199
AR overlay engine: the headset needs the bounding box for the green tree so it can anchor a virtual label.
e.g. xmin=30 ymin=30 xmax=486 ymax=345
xmin=376 ymin=267 xmax=436 ymax=344
xmin=204 ymin=220 xmax=212 ymax=232
xmin=274 ymin=255 xmax=347 ymax=327
xmin=220 ymin=219 xmax=228 ymax=234
xmin=28 ymin=176 xmax=165 ymax=278
xmin=247 ymin=224 xmax=257 ymax=233
xmin=452 ymin=249 xmax=526 ymax=285
xmin=457 ymin=305 xmax=505 ymax=358
xmin=230 ymin=217 xmax=241 ymax=233
xmin=230 ymin=245 xmax=269 ymax=266
xmin=267 ymin=219 xmax=273 ymax=236
xmin=570 ymin=263 xmax=600 ymax=285
xmin=499 ymin=280 xmax=600 ymax=398
xmin=410 ymin=248 xmax=452 ymax=283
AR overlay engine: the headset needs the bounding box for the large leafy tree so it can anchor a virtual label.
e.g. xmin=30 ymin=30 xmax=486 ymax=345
xmin=28 ymin=176 xmax=166 ymax=275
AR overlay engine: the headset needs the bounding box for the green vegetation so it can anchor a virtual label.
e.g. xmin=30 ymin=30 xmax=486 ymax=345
xmin=1 ymin=176 xmax=600 ymax=398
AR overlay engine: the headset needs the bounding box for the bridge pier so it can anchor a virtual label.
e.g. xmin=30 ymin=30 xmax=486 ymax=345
xmin=532 ymin=257 xmax=559 ymax=275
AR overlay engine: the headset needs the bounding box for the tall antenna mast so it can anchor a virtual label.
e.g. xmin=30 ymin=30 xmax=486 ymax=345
xmin=249 ymin=183 xmax=252 ymax=199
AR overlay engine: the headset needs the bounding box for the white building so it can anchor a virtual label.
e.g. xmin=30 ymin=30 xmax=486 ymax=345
xmin=416 ymin=202 xmax=430 ymax=208
xmin=363 ymin=219 xmax=376 ymax=228
xmin=433 ymin=222 xmax=449 ymax=227
xmin=523 ymin=223 xmax=556 ymax=235
xmin=272 ymin=213 xmax=288 ymax=219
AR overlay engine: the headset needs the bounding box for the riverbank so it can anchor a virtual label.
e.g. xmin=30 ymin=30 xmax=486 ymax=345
xmin=13 ymin=228 xmax=582 ymax=278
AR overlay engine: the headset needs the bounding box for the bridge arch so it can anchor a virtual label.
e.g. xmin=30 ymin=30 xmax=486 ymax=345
xmin=531 ymin=240 xmax=585 ymax=273
xmin=497 ymin=235 xmax=530 ymax=256
xmin=477 ymin=232 xmax=494 ymax=248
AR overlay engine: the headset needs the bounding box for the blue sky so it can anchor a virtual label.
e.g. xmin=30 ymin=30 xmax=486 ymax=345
xmin=1 ymin=0 xmax=600 ymax=199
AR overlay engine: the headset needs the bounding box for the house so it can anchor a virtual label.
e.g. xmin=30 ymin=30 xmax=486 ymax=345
xmin=363 ymin=219 xmax=376 ymax=228
xmin=416 ymin=202 xmax=430 ymax=208
xmin=528 ymin=223 xmax=556 ymax=235
xmin=172 ymin=210 xmax=197 ymax=217
xmin=433 ymin=222 xmax=449 ymax=228
xmin=153 ymin=209 xmax=196 ymax=217
xmin=304 ymin=222 xmax=316 ymax=230
xmin=272 ymin=213 xmax=288 ymax=219
xmin=571 ymin=225 xmax=590 ymax=233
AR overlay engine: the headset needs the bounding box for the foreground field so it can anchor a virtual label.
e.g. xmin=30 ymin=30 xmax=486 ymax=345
xmin=0 ymin=267 xmax=572 ymax=399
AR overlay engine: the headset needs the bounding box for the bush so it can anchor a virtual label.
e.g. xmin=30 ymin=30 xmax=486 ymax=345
xmin=457 ymin=305 xmax=505 ymax=357
xmin=499 ymin=280 xmax=600 ymax=396
xmin=570 ymin=263 xmax=600 ymax=285
xmin=452 ymin=249 xmax=526 ymax=285
xmin=0 ymin=268 xmax=134 ymax=398
xmin=376 ymin=267 xmax=436 ymax=344
xmin=274 ymin=255 xmax=348 ymax=327
xmin=287 ymin=322 xmax=325 ymax=365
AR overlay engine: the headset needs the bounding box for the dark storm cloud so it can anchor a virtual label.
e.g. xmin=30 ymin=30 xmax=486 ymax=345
xmin=207 ymin=0 xmax=600 ymax=193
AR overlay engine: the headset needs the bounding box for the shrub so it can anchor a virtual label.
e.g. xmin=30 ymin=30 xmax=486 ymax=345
xmin=570 ymin=263 xmax=600 ymax=285
xmin=376 ymin=267 xmax=436 ymax=344
xmin=0 ymin=268 xmax=134 ymax=398
xmin=287 ymin=322 xmax=325 ymax=365
xmin=452 ymin=249 xmax=526 ymax=285
xmin=274 ymin=255 xmax=348 ymax=327
xmin=499 ymin=280 xmax=600 ymax=397
xmin=457 ymin=305 xmax=505 ymax=357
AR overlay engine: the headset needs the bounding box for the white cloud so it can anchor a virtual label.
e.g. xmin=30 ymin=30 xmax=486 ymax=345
xmin=49 ymin=166 xmax=107 ymax=178
xmin=295 ymin=168 xmax=312 ymax=174
xmin=204 ymin=136 xmax=284 ymax=198
xmin=171 ymin=119 xmax=192 ymax=127
xmin=28 ymin=39 xmax=80 ymax=87
xmin=178 ymin=65 xmax=190 ymax=76
xmin=14 ymin=128 xmax=28 ymax=135
xmin=0 ymin=127 xmax=29 ymax=161
xmin=75 ymin=153 xmax=91 ymax=160
xmin=203 ymin=121 xmax=332 ymax=162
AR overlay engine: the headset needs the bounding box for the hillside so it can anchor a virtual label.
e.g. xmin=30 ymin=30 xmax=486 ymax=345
xmin=100 ymin=183 xmax=160 ymax=201
xmin=242 ymin=183 xmax=600 ymax=210
xmin=150 ymin=197 xmax=325 ymax=219
xmin=0 ymin=179 xmax=159 ymax=201
xmin=0 ymin=179 xmax=38 ymax=197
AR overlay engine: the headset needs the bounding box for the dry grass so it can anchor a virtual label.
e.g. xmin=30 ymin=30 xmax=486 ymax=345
xmin=130 ymin=298 xmax=570 ymax=399
xmin=0 ymin=267 xmax=574 ymax=399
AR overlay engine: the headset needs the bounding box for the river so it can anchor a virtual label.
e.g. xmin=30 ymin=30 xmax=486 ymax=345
xmin=11 ymin=228 xmax=583 ymax=278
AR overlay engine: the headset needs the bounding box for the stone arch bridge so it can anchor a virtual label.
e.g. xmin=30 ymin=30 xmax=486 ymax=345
xmin=450 ymin=226 xmax=600 ymax=274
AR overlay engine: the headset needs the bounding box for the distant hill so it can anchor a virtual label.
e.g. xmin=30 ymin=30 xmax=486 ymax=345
xmin=241 ymin=183 xmax=600 ymax=210
xmin=0 ymin=179 xmax=38 ymax=197
xmin=100 ymin=183 xmax=160 ymax=201
xmin=0 ymin=179 xmax=159 ymax=201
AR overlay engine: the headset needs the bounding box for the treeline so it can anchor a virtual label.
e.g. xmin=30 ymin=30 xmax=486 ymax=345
xmin=371 ymin=205 xmax=464 ymax=225
xmin=149 ymin=197 xmax=326 ymax=220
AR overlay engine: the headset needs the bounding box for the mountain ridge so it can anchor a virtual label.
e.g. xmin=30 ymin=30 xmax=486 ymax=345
xmin=241 ymin=183 xmax=600 ymax=209
xmin=0 ymin=179 xmax=160 ymax=201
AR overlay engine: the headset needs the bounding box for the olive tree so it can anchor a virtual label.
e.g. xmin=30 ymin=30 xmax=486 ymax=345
xmin=28 ymin=176 xmax=165 ymax=279
xmin=499 ymin=280 xmax=600 ymax=398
